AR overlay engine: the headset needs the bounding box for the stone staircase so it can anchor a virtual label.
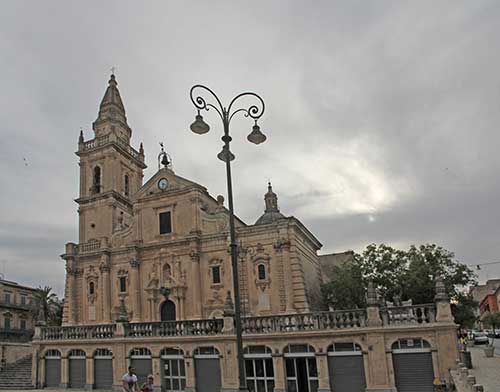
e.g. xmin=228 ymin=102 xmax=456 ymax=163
xmin=0 ymin=355 xmax=33 ymax=389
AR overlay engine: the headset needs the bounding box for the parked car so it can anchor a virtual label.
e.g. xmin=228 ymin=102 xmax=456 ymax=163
xmin=472 ymin=331 xmax=489 ymax=345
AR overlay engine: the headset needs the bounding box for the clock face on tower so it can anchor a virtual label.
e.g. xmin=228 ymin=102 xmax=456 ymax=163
xmin=158 ymin=178 xmax=169 ymax=191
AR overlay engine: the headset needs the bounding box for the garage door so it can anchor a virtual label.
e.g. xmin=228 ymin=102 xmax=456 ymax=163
xmin=327 ymin=343 xmax=366 ymax=392
xmin=130 ymin=348 xmax=152 ymax=386
xmin=194 ymin=347 xmax=221 ymax=392
xmin=94 ymin=349 xmax=113 ymax=389
xmin=392 ymin=339 xmax=434 ymax=392
xmin=45 ymin=350 xmax=61 ymax=388
xmin=69 ymin=349 xmax=87 ymax=388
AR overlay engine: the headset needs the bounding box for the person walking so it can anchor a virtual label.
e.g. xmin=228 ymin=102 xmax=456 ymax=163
xmin=122 ymin=366 xmax=138 ymax=392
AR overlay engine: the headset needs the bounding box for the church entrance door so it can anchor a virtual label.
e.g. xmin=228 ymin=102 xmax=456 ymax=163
xmin=161 ymin=300 xmax=176 ymax=321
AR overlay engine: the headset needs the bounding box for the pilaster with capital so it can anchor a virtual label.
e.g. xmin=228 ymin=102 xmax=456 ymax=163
xmin=190 ymin=249 xmax=202 ymax=318
xmin=129 ymin=257 xmax=142 ymax=322
xmin=100 ymin=254 xmax=112 ymax=323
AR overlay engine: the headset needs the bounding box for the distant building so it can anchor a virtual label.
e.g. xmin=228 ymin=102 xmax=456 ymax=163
xmin=0 ymin=278 xmax=37 ymax=343
xmin=319 ymin=250 xmax=355 ymax=283
xmin=470 ymin=279 xmax=500 ymax=319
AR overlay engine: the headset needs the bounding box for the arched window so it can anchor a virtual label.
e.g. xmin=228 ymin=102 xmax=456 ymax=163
xmin=93 ymin=166 xmax=101 ymax=194
xmin=258 ymin=264 xmax=266 ymax=280
xmin=124 ymin=175 xmax=129 ymax=196
xmin=89 ymin=282 xmax=95 ymax=295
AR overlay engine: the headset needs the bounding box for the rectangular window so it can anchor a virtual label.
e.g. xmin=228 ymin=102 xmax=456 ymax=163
xmin=119 ymin=277 xmax=127 ymax=293
xmin=20 ymin=296 xmax=26 ymax=305
xmin=4 ymin=317 xmax=11 ymax=329
xmin=212 ymin=266 xmax=221 ymax=284
xmin=20 ymin=319 xmax=27 ymax=330
xmin=159 ymin=211 xmax=172 ymax=234
xmin=4 ymin=293 xmax=11 ymax=304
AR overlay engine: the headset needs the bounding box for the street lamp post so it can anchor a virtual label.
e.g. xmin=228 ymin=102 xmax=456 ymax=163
xmin=189 ymin=85 xmax=267 ymax=391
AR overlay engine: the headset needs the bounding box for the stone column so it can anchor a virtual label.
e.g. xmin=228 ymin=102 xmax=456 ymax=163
xmin=152 ymin=355 xmax=162 ymax=392
xmin=63 ymin=243 xmax=78 ymax=326
xmin=184 ymin=354 xmax=195 ymax=392
xmin=85 ymin=355 xmax=94 ymax=390
xmin=272 ymin=353 xmax=286 ymax=392
xmin=316 ymin=352 xmax=330 ymax=392
xmin=190 ymin=250 xmax=202 ymax=318
xmin=130 ymin=258 xmax=142 ymax=322
xmin=60 ymin=355 xmax=69 ymax=388
xmin=365 ymin=333 xmax=396 ymax=392
xmin=100 ymin=254 xmax=112 ymax=323
xmin=113 ymin=342 xmax=127 ymax=391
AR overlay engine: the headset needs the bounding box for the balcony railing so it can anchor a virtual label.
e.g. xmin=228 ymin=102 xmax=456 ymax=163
xmin=36 ymin=303 xmax=439 ymax=341
xmin=125 ymin=319 xmax=224 ymax=338
xmin=0 ymin=328 xmax=34 ymax=343
xmin=242 ymin=309 xmax=367 ymax=334
xmin=383 ymin=304 xmax=436 ymax=326
xmin=76 ymin=239 xmax=102 ymax=253
xmin=80 ymin=135 xmax=143 ymax=162
xmin=41 ymin=324 xmax=116 ymax=340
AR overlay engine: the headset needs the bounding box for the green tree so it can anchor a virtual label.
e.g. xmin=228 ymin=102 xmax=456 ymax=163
xmin=321 ymin=262 xmax=366 ymax=310
xmin=355 ymin=243 xmax=407 ymax=302
xmin=482 ymin=311 xmax=500 ymax=346
xmin=321 ymin=243 xmax=476 ymax=312
xmin=451 ymin=293 xmax=477 ymax=329
xmin=31 ymin=286 xmax=62 ymax=326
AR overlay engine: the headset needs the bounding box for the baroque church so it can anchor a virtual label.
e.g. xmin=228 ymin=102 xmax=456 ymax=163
xmin=62 ymin=74 xmax=325 ymax=326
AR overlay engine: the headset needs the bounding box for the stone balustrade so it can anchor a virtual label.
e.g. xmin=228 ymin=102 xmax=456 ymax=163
xmin=79 ymin=134 xmax=143 ymax=161
xmin=76 ymin=239 xmax=102 ymax=253
xmin=242 ymin=309 xmax=367 ymax=334
xmin=40 ymin=324 xmax=115 ymax=340
xmin=383 ymin=304 xmax=436 ymax=325
xmin=36 ymin=303 xmax=443 ymax=341
xmin=125 ymin=319 xmax=224 ymax=338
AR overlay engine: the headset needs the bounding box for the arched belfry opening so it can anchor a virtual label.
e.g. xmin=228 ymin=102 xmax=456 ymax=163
xmin=160 ymin=300 xmax=176 ymax=321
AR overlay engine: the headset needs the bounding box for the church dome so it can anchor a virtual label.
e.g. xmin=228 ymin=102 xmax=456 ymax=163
xmin=255 ymin=183 xmax=286 ymax=225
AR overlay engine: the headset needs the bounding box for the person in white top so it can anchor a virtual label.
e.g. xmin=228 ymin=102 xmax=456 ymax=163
xmin=122 ymin=366 xmax=138 ymax=392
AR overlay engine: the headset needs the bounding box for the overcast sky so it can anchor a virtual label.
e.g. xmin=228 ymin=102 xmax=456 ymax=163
xmin=1 ymin=1 xmax=500 ymax=296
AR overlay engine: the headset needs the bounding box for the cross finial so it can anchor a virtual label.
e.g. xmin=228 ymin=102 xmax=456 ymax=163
xmin=110 ymin=66 xmax=116 ymax=75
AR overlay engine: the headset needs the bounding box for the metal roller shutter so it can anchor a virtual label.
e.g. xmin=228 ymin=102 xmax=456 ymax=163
xmin=45 ymin=359 xmax=61 ymax=388
xmin=131 ymin=359 xmax=152 ymax=386
xmin=69 ymin=358 xmax=86 ymax=388
xmin=393 ymin=352 xmax=434 ymax=392
xmin=94 ymin=359 xmax=113 ymax=389
xmin=194 ymin=358 xmax=221 ymax=392
xmin=328 ymin=355 xmax=366 ymax=392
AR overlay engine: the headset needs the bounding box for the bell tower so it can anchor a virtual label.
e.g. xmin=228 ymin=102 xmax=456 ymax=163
xmin=76 ymin=74 xmax=146 ymax=243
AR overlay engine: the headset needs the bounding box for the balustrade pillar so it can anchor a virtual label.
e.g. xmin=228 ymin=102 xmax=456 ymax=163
xmin=435 ymin=277 xmax=453 ymax=323
xmin=85 ymin=355 xmax=94 ymax=390
xmin=130 ymin=259 xmax=142 ymax=322
xmin=100 ymin=254 xmax=111 ymax=323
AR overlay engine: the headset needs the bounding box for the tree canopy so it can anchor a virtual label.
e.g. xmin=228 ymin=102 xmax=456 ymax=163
xmin=31 ymin=286 xmax=63 ymax=326
xmin=321 ymin=243 xmax=476 ymax=321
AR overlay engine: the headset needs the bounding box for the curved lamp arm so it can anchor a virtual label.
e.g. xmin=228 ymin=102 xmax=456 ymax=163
xmin=227 ymin=91 xmax=265 ymax=124
xmin=190 ymin=84 xmax=224 ymax=121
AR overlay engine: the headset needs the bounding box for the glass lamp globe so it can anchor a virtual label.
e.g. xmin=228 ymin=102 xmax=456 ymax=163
xmin=247 ymin=124 xmax=267 ymax=144
xmin=190 ymin=113 xmax=210 ymax=135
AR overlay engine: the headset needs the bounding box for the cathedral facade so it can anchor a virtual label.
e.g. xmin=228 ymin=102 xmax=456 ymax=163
xmin=62 ymin=74 xmax=323 ymax=327
xmin=31 ymin=75 xmax=459 ymax=392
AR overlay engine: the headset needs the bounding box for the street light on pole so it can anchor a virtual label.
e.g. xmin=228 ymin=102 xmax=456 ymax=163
xmin=189 ymin=84 xmax=267 ymax=391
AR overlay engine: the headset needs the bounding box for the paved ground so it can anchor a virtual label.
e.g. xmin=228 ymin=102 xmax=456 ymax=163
xmin=469 ymin=345 xmax=500 ymax=391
